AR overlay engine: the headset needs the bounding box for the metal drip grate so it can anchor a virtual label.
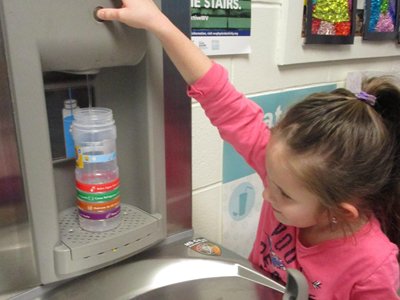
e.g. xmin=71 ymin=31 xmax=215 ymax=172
xmin=59 ymin=204 xmax=159 ymax=247
xmin=54 ymin=204 xmax=163 ymax=274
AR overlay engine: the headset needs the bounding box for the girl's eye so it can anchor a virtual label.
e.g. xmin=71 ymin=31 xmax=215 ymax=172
xmin=266 ymin=174 xmax=293 ymax=201
xmin=270 ymin=180 xmax=290 ymax=199
xmin=280 ymin=190 xmax=290 ymax=198
xmin=278 ymin=186 xmax=292 ymax=200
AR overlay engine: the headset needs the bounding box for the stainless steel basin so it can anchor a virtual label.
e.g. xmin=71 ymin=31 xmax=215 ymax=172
xmin=10 ymin=236 xmax=308 ymax=300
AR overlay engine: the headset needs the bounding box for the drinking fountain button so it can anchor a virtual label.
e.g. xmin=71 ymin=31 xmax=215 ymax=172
xmin=93 ymin=6 xmax=104 ymax=22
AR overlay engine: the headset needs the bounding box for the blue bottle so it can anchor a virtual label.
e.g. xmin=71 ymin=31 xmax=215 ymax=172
xmin=62 ymin=99 xmax=78 ymax=159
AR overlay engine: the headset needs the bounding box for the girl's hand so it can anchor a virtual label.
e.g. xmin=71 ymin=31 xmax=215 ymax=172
xmin=96 ymin=0 xmax=164 ymax=31
xmin=97 ymin=0 xmax=212 ymax=84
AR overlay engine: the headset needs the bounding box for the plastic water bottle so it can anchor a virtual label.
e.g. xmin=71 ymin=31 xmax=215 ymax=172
xmin=62 ymin=99 xmax=79 ymax=159
xmin=71 ymin=107 xmax=121 ymax=232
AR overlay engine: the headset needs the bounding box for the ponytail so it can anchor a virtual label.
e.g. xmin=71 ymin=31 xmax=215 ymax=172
xmin=363 ymin=76 xmax=400 ymax=247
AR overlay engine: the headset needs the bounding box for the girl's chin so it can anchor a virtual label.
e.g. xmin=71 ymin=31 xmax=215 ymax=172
xmin=272 ymin=210 xmax=287 ymax=223
xmin=272 ymin=211 xmax=298 ymax=227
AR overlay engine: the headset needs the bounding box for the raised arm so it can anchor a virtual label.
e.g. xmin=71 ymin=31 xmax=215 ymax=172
xmin=97 ymin=0 xmax=212 ymax=84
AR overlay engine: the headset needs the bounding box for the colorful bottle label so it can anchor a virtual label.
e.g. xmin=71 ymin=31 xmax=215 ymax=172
xmin=75 ymin=146 xmax=84 ymax=168
xmin=81 ymin=152 xmax=116 ymax=163
xmin=76 ymin=178 xmax=120 ymax=193
xmin=75 ymin=146 xmax=116 ymax=168
xmin=79 ymin=206 xmax=121 ymax=220
xmin=77 ymin=196 xmax=120 ymax=212
xmin=77 ymin=188 xmax=120 ymax=202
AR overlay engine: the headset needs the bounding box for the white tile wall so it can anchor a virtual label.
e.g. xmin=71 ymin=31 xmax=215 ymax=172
xmin=191 ymin=102 xmax=222 ymax=191
xmin=192 ymin=184 xmax=222 ymax=243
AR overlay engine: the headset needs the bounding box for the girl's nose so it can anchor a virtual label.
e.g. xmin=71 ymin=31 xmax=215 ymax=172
xmin=263 ymin=188 xmax=273 ymax=203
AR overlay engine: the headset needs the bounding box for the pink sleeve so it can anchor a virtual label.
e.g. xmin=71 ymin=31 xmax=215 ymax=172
xmin=350 ymin=252 xmax=400 ymax=300
xmin=188 ymin=63 xmax=270 ymax=180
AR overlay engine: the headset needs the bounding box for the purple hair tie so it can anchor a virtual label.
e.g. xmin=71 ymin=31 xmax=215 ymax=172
xmin=355 ymin=91 xmax=376 ymax=106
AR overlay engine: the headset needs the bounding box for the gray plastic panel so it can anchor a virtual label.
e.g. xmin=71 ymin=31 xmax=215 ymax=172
xmin=1 ymin=1 xmax=146 ymax=72
xmin=54 ymin=204 xmax=163 ymax=275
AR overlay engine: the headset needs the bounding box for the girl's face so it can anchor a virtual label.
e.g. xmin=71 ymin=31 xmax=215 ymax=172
xmin=263 ymin=138 xmax=327 ymax=228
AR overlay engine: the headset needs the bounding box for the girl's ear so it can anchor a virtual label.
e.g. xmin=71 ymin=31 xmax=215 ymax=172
xmin=339 ymin=202 xmax=360 ymax=219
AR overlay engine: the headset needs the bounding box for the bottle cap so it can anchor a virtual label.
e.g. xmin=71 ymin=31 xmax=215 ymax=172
xmin=64 ymin=99 xmax=78 ymax=109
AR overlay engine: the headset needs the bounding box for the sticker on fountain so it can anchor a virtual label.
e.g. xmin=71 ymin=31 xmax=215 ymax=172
xmin=184 ymin=238 xmax=222 ymax=256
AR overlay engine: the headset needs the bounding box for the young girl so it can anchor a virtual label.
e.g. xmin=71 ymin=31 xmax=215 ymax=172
xmin=97 ymin=1 xmax=400 ymax=298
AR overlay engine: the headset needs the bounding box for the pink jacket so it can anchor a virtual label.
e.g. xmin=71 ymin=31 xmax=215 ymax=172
xmin=188 ymin=63 xmax=400 ymax=299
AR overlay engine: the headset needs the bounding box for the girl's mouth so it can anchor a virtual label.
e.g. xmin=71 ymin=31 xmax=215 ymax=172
xmin=271 ymin=206 xmax=281 ymax=214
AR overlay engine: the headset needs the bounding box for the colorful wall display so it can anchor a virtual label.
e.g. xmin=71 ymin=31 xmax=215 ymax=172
xmin=191 ymin=0 xmax=251 ymax=55
xmin=278 ymin=1 xmax=399 ymax=66
xmin=304 ymin=0 xmax=357 ymax=44
xmin=363 ymin=0 xmax=398 ymax=40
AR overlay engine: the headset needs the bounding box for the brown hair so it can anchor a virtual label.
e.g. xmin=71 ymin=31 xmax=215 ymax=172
xmin=272 ymin=76 xmax=400 ymax=247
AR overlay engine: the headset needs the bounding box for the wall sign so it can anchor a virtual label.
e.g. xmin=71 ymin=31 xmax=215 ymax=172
xmin=228 ymin=182 xmax=255 ymax=221
xmin=191 ymin=0 xmax=251 ymax=55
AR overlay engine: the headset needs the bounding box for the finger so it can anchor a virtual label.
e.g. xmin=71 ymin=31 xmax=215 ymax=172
xmin=96 ymin=8 xmax=121 ymax=21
